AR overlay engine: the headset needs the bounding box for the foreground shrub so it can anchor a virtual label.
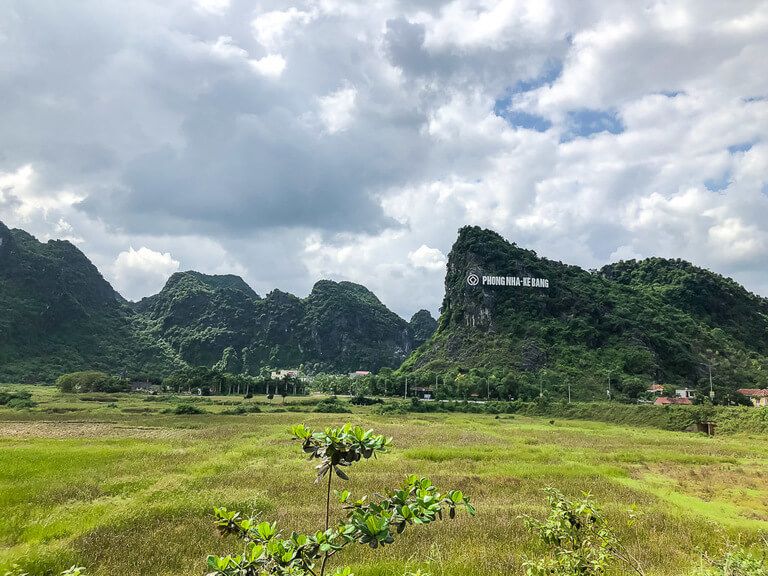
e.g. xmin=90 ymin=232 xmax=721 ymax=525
xmin=522 ymin=488 xmax=645 ymax=576
xmin=206 ymin=423 xmax=474 ymax=576
xmin=694 ymin=538 xmax=768 ymax=576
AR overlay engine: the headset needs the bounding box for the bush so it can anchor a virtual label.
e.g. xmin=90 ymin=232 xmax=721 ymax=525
xmin=6 ymin=397 xmax=37 ymax=409
xmin=349 ymin=395 xmax=383 ymax=406
xmin=694 ymin=538 xmax=768 ymax=575
xmin=521 ymin=488 xmax=644 ymax=576
xmin=374 ymin=401 xmax=409 ymax=415
xmin=56 ymin=371 xmax=129 ymax=393
xmin=0 ymin=390 xmax=33 ymax=406
xmin=165 ymin=404 xmax=206 ymax=415
xmin=313 ymin=397 xmax=351 ymax=413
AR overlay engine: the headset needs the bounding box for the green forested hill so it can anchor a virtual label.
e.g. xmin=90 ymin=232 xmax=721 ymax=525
xmin=138 ymin=275 xmax=421 ymax=374
xmin=0 ymin=222 xmax=183 ymax=381
xmin=400 ymin=226 xmax=768 ymax=401
xmin=0 ymin=222 xmax=434 ymax=381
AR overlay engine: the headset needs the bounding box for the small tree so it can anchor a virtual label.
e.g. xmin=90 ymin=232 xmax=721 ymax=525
xmin=206 ymin=423 xmax=474 ymax=576
xmin=521 ymin=488 xmax=644 ymax=576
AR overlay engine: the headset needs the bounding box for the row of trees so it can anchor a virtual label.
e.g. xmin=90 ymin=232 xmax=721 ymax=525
xmin=162 ymin=367 xmax=307 ymax=397
xmin=52 ymin=364 xmax=750 ymax=405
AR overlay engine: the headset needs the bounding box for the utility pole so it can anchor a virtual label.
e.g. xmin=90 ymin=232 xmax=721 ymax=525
xmin=486 ymin=379 xmax=490 ymax=400
xmin=606 ymin=371 xmax=612 ymax=401
xmin=404 ymin=376 xmax=408 ymax=399
xmin=568 ymin=381 xmax=571 ymax=404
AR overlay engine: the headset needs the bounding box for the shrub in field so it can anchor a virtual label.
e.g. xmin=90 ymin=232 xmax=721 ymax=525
xmin=164 ymin=403 xmax=206 ymax=415
xmin=5 ymin=397 xmax=37 ymax=409
xmin=0 ymin=390 xmax=36 ymax=409
xmin=313 ymin=397 xmax=352 ymax=413
xmin=206 ymin=423 xmax=474 ymax=576
xmin=694 ymin=538 xmax=768 ymax=576
xmin=349 ymin=395 xmax=383 ymax=406
xmin=55 ymin=371 xmax=128 ymax=393
xmin=522 ymin=488 xmax=644 ymax=576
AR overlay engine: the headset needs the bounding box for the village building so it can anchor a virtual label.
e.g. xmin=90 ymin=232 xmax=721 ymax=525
xmin=412 ymin=386 xmax=434 ymax=399
xmin=271 ymin=369 xmax=301 ymax=380
xmin=647 ymin=384 xmax=664 ymax=395
xmin=129 ymin=381 xmax=162 ymax=394
xmin=737 ymin=388 xmax=768 ymax=407
xmin=675 ymin=388 xmax=696 ymax=400
xmin=348 ymin=370 xmax=371 ymax=378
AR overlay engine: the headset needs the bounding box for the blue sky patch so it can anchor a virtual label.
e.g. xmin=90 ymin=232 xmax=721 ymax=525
xmin=561 ymin=108 xmax=624 ymax=141
xmin=704 ymin=171 xmax=731 ymax=192
xmin=493 ymin=61 xmax=561 ymax=131
xmin=496 ymin=110 xmax=552 ymax=132
xmin=728 ymin=141 xmax=753 ymax=153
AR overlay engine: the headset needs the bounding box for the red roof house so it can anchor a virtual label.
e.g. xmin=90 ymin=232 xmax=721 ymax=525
xmin=737 ymin=389 xmax=768 ymax=407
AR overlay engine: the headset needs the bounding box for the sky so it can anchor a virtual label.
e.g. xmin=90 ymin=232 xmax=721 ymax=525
xmin=1 ymin=0 xmax=767 ymax=319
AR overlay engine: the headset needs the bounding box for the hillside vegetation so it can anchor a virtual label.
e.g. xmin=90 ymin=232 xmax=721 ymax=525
xmin=0 ymin=222 xmax=435 ymax=381
xmin=401 ymin=226 xmax=768 ymax=400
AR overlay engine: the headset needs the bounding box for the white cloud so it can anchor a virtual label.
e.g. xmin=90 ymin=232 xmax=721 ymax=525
xmin=208 ymin=35 xmax=248 ymax=60
xmin=408 ymin=244 xmax=447 ymax=270
xmin=112 ymin=247 xmax=181 ymax=301
xmin=194 ymin=0 xmax=230 ymax=16
xmin=0 ymin=164 xmax=84 ymax=222
xmin=248 ymin=53 xmax=287 ymax=77
xmin=252 ymin=8 xmax=316 ymax=51
xmin=318 ymin=86 xmax=358 ymax=133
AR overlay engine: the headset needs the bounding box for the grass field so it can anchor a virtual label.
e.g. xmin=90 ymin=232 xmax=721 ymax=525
xmin=1 ymin=386 xmax=768 ymax=575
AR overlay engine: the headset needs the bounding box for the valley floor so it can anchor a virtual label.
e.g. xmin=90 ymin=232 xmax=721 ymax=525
xmin=1 ymin=387 xmax=768 ymax=575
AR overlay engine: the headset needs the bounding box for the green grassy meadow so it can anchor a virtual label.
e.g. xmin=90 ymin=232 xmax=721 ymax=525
xmin=2 ymin=386 xmax=768 ymax=575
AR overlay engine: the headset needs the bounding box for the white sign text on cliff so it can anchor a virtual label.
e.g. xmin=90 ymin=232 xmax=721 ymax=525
xmin=466 ymin=273 xmax=549 ymax=288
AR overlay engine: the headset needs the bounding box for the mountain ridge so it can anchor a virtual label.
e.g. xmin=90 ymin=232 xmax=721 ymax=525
xmin=0 ymin=222 xmax=435 ymax=381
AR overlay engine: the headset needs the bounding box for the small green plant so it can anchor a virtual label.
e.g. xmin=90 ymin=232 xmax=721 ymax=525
xmin=694 ymin=537 xmax=768 ymax=575
xmin=206 ymin=423 xmax=474 ymax=576
xmin=521 ymin=488 xmax=644 ymax=576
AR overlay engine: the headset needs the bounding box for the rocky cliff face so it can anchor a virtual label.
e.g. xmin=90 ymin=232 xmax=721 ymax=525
xmin=409 ymin=309 xmax=438 ymax=348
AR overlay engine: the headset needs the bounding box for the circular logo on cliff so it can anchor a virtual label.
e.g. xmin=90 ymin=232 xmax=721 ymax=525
xmin=466 ymin=273 xmax=479 ymax=286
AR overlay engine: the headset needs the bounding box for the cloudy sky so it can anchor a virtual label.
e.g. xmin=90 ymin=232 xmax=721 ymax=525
xmin=1 ymin=0 xmax=767 ymax=318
